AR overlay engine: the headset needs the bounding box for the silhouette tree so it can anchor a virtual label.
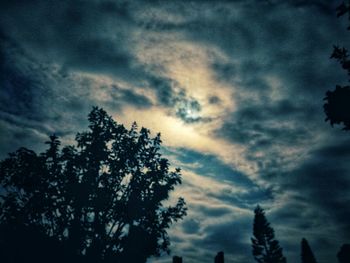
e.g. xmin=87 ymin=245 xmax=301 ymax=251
xmin=214 ymin=251 xmax=224 ymax=263
xmin=251 ymin=206 xmax=286 ymax=263
xmin=324 ymin=1 xmax=350 ymax=130
xmin=301 ymin=238 xmax=317 ymax=263
xmin=337 ymin=244 xmax=350 ymax=263
xmin=0 ymin=106 xmax=187 ymax=263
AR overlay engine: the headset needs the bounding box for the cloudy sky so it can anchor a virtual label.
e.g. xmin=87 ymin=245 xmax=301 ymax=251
xmin=1 ymin=0 xmax=350 ymax=262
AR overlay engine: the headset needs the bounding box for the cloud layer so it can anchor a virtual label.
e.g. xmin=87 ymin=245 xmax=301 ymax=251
xmin=1 ymin=0 xmax=350 ymax=262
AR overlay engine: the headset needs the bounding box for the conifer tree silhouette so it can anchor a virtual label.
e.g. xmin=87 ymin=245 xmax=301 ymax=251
xmin=0 ymin=107 xmax=187 ymax=263
xmin=251 ymin=206 xmax=286 ymax=263
xmin=301 ymin=238 xmax=317 ymax=263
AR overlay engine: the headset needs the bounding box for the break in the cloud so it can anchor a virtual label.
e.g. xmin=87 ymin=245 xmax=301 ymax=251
xmin=1 ymin=0 xmax=350 ymax=262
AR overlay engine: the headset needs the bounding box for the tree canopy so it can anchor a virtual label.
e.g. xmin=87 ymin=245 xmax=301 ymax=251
xmin=301 ymin=238 xmax=317 ymax=263
xmin=324 ymin=85 xmax=350 ymax=130
xmin=0 ymin=106 xmax=187 ymax=263
xmin=251 ymin=206 xmax=286 ymax=263
xmin=324 ymin=1 xmax=350 ymax=130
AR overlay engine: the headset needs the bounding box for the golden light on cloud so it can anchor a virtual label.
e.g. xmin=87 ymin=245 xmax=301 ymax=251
xmin=134 ymin=34 xmax=236 ymax=113
xmin=69 ymin=56 xmax=259 ymax=180
xmin=116 ymin=106 xmax=217 ymax=151
xmin=78 ymin=36 xmax=261 ymax=180
xmin=115 ymin=106 xmax=257 ymax=178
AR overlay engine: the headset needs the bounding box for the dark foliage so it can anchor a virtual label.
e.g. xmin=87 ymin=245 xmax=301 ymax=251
xmin=337 ymin=244 xmax=350 ymax=263
xmin=0 ymin=107 xmax=187 ymax=263
xmin=324 ymin=85 xmax=350 ymax=130
xmin=324 ymin=1 xmax=350 ymax=130
xmin=336 ymin=1 xmax=350 ymax=29
xmin=173 ymin=255 xmax=183 ymax=263
xmin=330 ymin=45 xmax=350 ymax=76
xmin=251 ymin=206 xmax=286 ymax=263
xmin=301 ymin=238 xmax=317 ymax=263
xmin=214 ymin=251 xmax=224 ymax=263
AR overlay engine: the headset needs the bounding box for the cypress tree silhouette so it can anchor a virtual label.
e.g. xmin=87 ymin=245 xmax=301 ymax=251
xmin=251 ymin=206 xmax=286 ymax=263
xmin=215 ymin=251 xmax=224 ymax=263
xmin=337 ymin=244 xmax=350 ymax=263
xmin=301 ymin=238 xmax=317 ymax=263
xmin=0 ymin=107 xmax=187 ymax=263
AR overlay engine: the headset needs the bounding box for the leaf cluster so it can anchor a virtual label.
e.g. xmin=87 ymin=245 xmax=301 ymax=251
xmin=0 ymin=107 xmax=187 ymax=263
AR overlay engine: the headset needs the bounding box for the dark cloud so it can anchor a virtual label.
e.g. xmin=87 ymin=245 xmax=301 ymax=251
xmin=208 ymin=95 xmax=221 ymax=104
xmin=180 ymin=0 xmax=350 ymax=97
xmin=148 ymin=77 xmax=179 ymax=107
xmin=109 ymin=85 xmax=153 ymax=109
xmin=281 ymin=139 xmax=350 ymax=237
xmin=175 ymin=98 xmax=201 ymax=122
xmin=0 ymin=30 xmax=156 ymax=157
xmin=207 ymin=187 xmax=273 ymax=210
xmin=182 ymin=219 xmax=201 ymax=234
xmin=214 ymin=97 xmax=314 ymax=168
xmin=0 ymin=35 xmax=45 ymax=121
xmin=195 ymin=218 xmax=252 ymax=262
xmin=196 ymin=205 xmax=232 ymax=217
xmin=0 ymin=0 xmax=192 ymax=110
xmin=174 ymin=96 xmax=212 ymax=124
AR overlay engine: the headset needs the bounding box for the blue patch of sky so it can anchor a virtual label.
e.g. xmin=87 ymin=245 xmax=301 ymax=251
xmin=165 ymin=147 xmax=256 ymax=188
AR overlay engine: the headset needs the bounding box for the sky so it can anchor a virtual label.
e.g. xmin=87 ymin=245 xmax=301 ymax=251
xmin=1 ymin=0 xmax=350 ymax=262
